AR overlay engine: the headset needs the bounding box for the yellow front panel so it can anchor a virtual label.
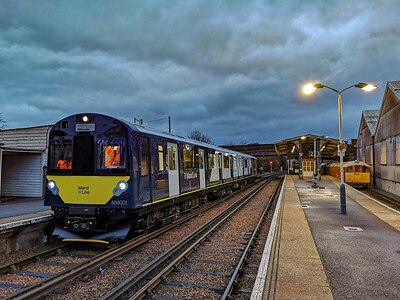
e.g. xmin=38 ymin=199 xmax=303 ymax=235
xmin=47 ymin=176 xmax=130 ymax=205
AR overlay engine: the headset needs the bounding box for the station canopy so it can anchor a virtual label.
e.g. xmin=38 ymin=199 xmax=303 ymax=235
xmin=274 ymin=134 xmax=340 ymax=157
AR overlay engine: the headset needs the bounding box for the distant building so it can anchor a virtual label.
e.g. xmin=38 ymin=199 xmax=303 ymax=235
xmin=357 ymin=81 xmax=400 ymax=196
xmin=220 ymin=143 xmax=283 ymax=172
xmin=0 ymin=125 xmax=51 ymax=199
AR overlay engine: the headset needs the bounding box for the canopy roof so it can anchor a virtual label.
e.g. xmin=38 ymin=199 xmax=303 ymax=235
xmin=274 ymin=134 xmax=340 ymax=156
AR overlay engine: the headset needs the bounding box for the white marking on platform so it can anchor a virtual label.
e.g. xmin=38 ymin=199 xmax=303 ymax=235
xmin=343 ymin=226 xmax=363 ymax=232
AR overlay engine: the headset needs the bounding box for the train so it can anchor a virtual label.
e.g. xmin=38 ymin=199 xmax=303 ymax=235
xmin=326 ymin=160 xmax=371 ymax=188
xmin=45 ymin=113 xmax=257 ymax=242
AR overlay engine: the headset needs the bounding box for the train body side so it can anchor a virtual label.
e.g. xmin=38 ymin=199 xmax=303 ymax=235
xmin=327 ymin=161 xmax=371 ymax=188
xmin=44 ymin=113 xmax=257 ymax=241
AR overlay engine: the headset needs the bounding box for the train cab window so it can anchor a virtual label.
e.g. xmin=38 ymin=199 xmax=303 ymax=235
xmin=158 ymin=145 xmax=165 ymax=171
xmin=362 ymin=166 xmax=369 ymax=172
xmin=49 ymin=138 xmax=73 ymax=172
xmin=346 ymin=166 xmax=353 ymax=172
xmin=354 ymin=165 xmax=360 ymax=172
xmin=97 ymin=138 xmax=126 ymax=170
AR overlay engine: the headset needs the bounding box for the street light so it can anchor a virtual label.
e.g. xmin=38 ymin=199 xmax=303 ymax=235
xmin=302 ymin=82 xmax=377 ymax=214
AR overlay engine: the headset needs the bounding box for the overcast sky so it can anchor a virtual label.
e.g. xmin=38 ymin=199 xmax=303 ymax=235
xmin=1 ymin=0 xmax=399 ymax=145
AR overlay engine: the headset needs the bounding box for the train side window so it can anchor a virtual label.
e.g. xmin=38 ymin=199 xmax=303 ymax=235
xmin=168 ymin=146 xmax=177 ymax=170
xmin=158 ymin=145 xmax=165 ymax=171
xmin=208 ymin=153 xmax=215 ymax=169
xmin=224 ymin=155 xmax=229 ymax=168
xmin=199 ymin=150 xmax=204 ymax=169
xmin=244 ymin=159 xmax=248 ymax=168
xmin=183 ymin=145 xmax=195 ymax=169
xmin=141 ymin=137 xmax=149 ymax=176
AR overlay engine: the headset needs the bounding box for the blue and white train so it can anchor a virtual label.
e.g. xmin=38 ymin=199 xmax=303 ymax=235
xmin=45 ymin=113 xmax=257 ymax=241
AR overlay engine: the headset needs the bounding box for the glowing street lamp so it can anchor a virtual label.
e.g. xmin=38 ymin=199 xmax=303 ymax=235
xmin=302 ymin=82 xmax=377 ymax=214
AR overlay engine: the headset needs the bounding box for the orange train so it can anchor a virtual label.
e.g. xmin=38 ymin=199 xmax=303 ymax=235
xmin=327 ymin=160 xmax=371 ymax=188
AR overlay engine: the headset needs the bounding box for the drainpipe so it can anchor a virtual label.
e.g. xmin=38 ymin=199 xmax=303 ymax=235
xmin=372 ymin=135 xmax=376 ymax=187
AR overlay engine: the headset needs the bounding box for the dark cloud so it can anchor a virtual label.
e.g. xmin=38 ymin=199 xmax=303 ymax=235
xmin=0 ymin=0 xmax=399 ymax=144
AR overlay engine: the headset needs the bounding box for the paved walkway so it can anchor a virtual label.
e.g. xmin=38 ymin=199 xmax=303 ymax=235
xmin=264 ymin=175 xmax=400 ymax=299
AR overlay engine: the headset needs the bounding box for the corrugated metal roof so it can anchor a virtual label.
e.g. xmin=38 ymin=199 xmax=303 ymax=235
xmin=362 ymin=110 xmax=380 ymax=136
xmin=388 ymin=81 xmax=400 ymax=95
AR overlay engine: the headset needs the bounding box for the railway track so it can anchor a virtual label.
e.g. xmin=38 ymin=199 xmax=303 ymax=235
xmin=125 ymin=177 xmax=283 ymax=299
xmin=363 ymin=188 xmax=400 ymax=211
xmin=0 ymin=176 xmax=274 ymax=299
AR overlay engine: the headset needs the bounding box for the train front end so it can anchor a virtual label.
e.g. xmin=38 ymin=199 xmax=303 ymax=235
xmin=45 ymin=113 xmax=135 ymax=242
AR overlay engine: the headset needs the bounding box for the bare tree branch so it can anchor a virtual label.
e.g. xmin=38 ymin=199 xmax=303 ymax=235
xmin=187 ymin=129 xmax=214 ymax=145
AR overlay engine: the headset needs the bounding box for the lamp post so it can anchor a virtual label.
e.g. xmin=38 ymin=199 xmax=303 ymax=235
xmin=302 ymin=82 xmax=377 ymax=214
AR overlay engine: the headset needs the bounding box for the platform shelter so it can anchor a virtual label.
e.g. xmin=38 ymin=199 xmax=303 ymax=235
xmin=274 ymin=134 xmax=340 ymax=179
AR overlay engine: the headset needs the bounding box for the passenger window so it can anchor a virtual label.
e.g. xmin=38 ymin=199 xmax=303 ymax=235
xmin=141 ymin=138 xmax=149 ymax=176
xmin=183 ymin=145 xmax=195 ymax=169
xmin=199 ymin=151 xmax=204 ymax=169
xmin=208 ymin=153 xmax=215 ymax=169
xmin=224 ymin=155 xmax=230 ymax=168
xmin=168 ymin=146 xmax=177 ymax=170
xmin=158 ymin=145 xmax=164 ymax=171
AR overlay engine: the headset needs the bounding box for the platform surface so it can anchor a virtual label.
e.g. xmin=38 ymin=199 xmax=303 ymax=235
xmin=271 ymin=175 xmax=400 ymax=299
xmin=0 ymin=197 xmax=51 ymax=230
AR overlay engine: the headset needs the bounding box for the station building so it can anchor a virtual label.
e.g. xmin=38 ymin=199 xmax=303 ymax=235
xmin=0 ymin=125 xmax=51 ymax=200
xmin=357 ymin=81 xmax=400 ymax=196
xmin=274 ymin=134 xmax=342 ymax=178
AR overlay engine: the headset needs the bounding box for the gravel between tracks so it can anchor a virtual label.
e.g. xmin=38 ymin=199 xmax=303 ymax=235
xmin=44 ymin=187 xmax=256 ymax=299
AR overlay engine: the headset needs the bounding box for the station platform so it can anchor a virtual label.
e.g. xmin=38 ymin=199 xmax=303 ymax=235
xmin=252 ymin=175 xmax=400 ymax=300
xmin=0 ymin=197 xmax=51 ymax=231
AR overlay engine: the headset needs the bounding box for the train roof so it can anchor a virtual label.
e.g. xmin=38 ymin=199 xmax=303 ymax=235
xmin=329 ymin=160 xmax=371 ymax=168
xmin=135 ymin=125 xmax=256 ymax=159
xmin=57 ymin=113 xmax=256 ymax=160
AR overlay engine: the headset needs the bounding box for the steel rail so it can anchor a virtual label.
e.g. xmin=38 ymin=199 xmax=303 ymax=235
xmin=366 ymin=188 xmax=400 ymax=210
xmin=221 ymin=176 xmax=283 ymax=299
xmin=129 ymin=177 xmax=276 ymax=300
xmin=100 ymin=176 xmax=275 ymax=300
xmin=7 ymin=178 xmax=262 ymax=300
xmin=0 ymin=244 xmax=71 ymax=275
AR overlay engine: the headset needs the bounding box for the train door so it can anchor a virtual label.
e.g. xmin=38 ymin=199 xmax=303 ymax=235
xmin=140 ymin=137 xmax=152 ymax=203
xmin=167 ymin=142 xmax=179 ymax=197
xmin=354 ymin=165 xmax=361 ymax=183
xmin=199 ymin=148 xmax=206 ymax=189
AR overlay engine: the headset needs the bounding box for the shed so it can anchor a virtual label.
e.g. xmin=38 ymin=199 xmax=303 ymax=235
xmin=0 ymin=125 xmax=51 ymax=199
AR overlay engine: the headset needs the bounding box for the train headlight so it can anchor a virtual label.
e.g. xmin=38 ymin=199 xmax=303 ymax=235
xmin=47 ymin=180 xmax=59 ymax=195
xmin=113 ymin=180 xmax=128 ymax=196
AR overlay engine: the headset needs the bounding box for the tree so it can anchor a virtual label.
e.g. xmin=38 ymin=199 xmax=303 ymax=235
xmin=0 ymin=114 xmax=6 ymax=130
xmin=187 ymin=129 xmax=214 ymax=145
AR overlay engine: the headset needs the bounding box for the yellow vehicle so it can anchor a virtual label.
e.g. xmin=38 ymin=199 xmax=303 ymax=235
xmin=327 ymin=160 xmax=371 ymax=188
